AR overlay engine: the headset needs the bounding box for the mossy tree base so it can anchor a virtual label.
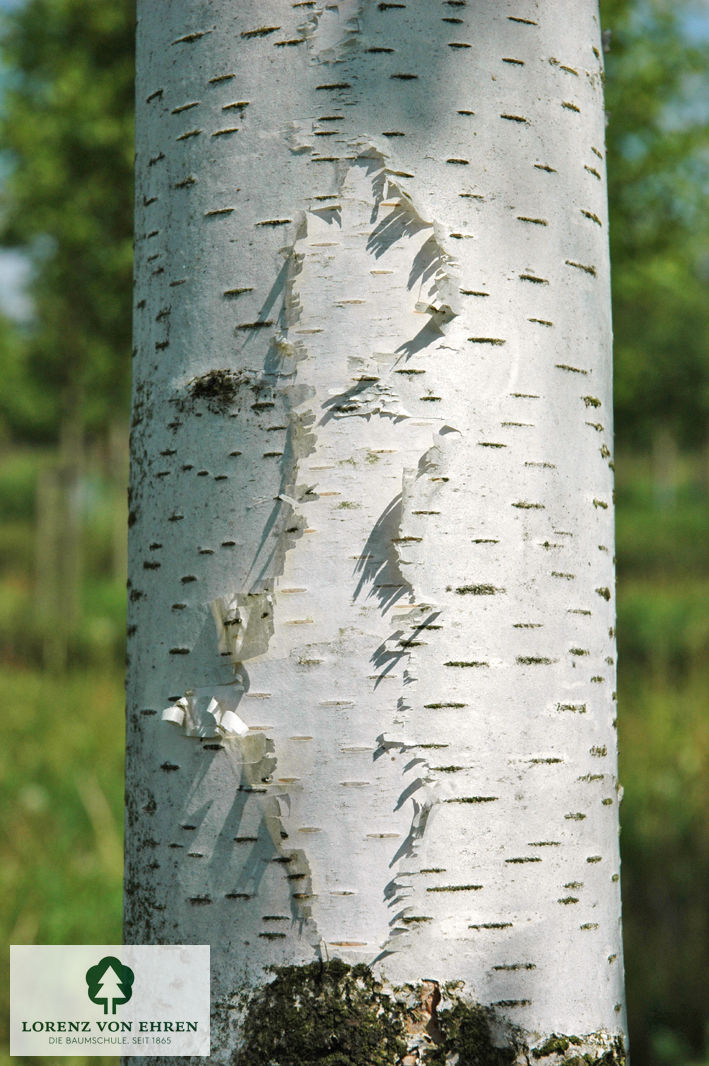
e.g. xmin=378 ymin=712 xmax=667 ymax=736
xmin=232 ymin=961 xmax=626 ymax=1066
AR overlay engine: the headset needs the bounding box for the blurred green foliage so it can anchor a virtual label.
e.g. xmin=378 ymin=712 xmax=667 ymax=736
xmin=0 ymin=1 xmax=707 ymax=1066
xmin=0 ymin=0 xmax=134 ymax=441
xmin=602 ymin=0 xmax=709 ymax=448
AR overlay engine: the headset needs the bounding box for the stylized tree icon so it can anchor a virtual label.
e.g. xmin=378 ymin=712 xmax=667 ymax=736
xmin=85 ymin=956 xmax=134 ymax=1015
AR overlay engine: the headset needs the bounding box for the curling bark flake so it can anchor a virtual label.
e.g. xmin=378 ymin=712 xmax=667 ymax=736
xmin=126 ymin=0 xmax=626 ymax=1060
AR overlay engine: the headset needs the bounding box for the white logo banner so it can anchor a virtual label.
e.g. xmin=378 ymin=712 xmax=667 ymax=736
xmin=10 ymin=945 xmax=210 ymax=1057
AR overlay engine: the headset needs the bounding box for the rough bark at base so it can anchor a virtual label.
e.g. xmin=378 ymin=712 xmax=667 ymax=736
xmin=126 ymin=1 xmax=626 ymax=1062
xmin=231 ymin=961 xmax=628 ymax=1066
xmin=149 ymin=961 xmax=627 ymax=1066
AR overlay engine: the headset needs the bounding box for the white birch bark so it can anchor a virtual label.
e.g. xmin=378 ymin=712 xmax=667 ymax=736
xmin=126 ymin=0 xmax=626 ymax=1059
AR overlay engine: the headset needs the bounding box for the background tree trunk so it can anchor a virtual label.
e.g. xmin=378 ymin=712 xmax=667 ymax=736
xmin=35 ymin=417 xmax=83 ymax=671
xmin=126 ymin=1 xmax=626 ymax=1060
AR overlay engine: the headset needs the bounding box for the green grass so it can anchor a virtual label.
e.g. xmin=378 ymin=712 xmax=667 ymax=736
xmin=0 ymin=665 xmax=124 ymax=1066
xmin=619 ymin=667 xmax=709 ymax=1066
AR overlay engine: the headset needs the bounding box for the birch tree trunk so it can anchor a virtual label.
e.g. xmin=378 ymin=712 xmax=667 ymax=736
xmin=126 ymin=1 xmax=626 ymax=1061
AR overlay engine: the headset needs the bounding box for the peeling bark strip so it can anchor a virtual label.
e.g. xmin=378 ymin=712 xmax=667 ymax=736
xmin=127 ymin=0 xmax=624 ymax=1062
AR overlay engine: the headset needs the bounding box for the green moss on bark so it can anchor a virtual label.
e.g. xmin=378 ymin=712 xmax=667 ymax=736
xmin=423 ymin=999 xmax=516 ymax=1065
xmin=533 ymin=1035 xmax=573 ymax=1057
xmin=233 ymin=959 xmax=408 ymax=1066
xmin=233 ymin=960 xmax=626 ymax=1066
xmin=532 ymin=1033 xmax=627 ymax=1065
